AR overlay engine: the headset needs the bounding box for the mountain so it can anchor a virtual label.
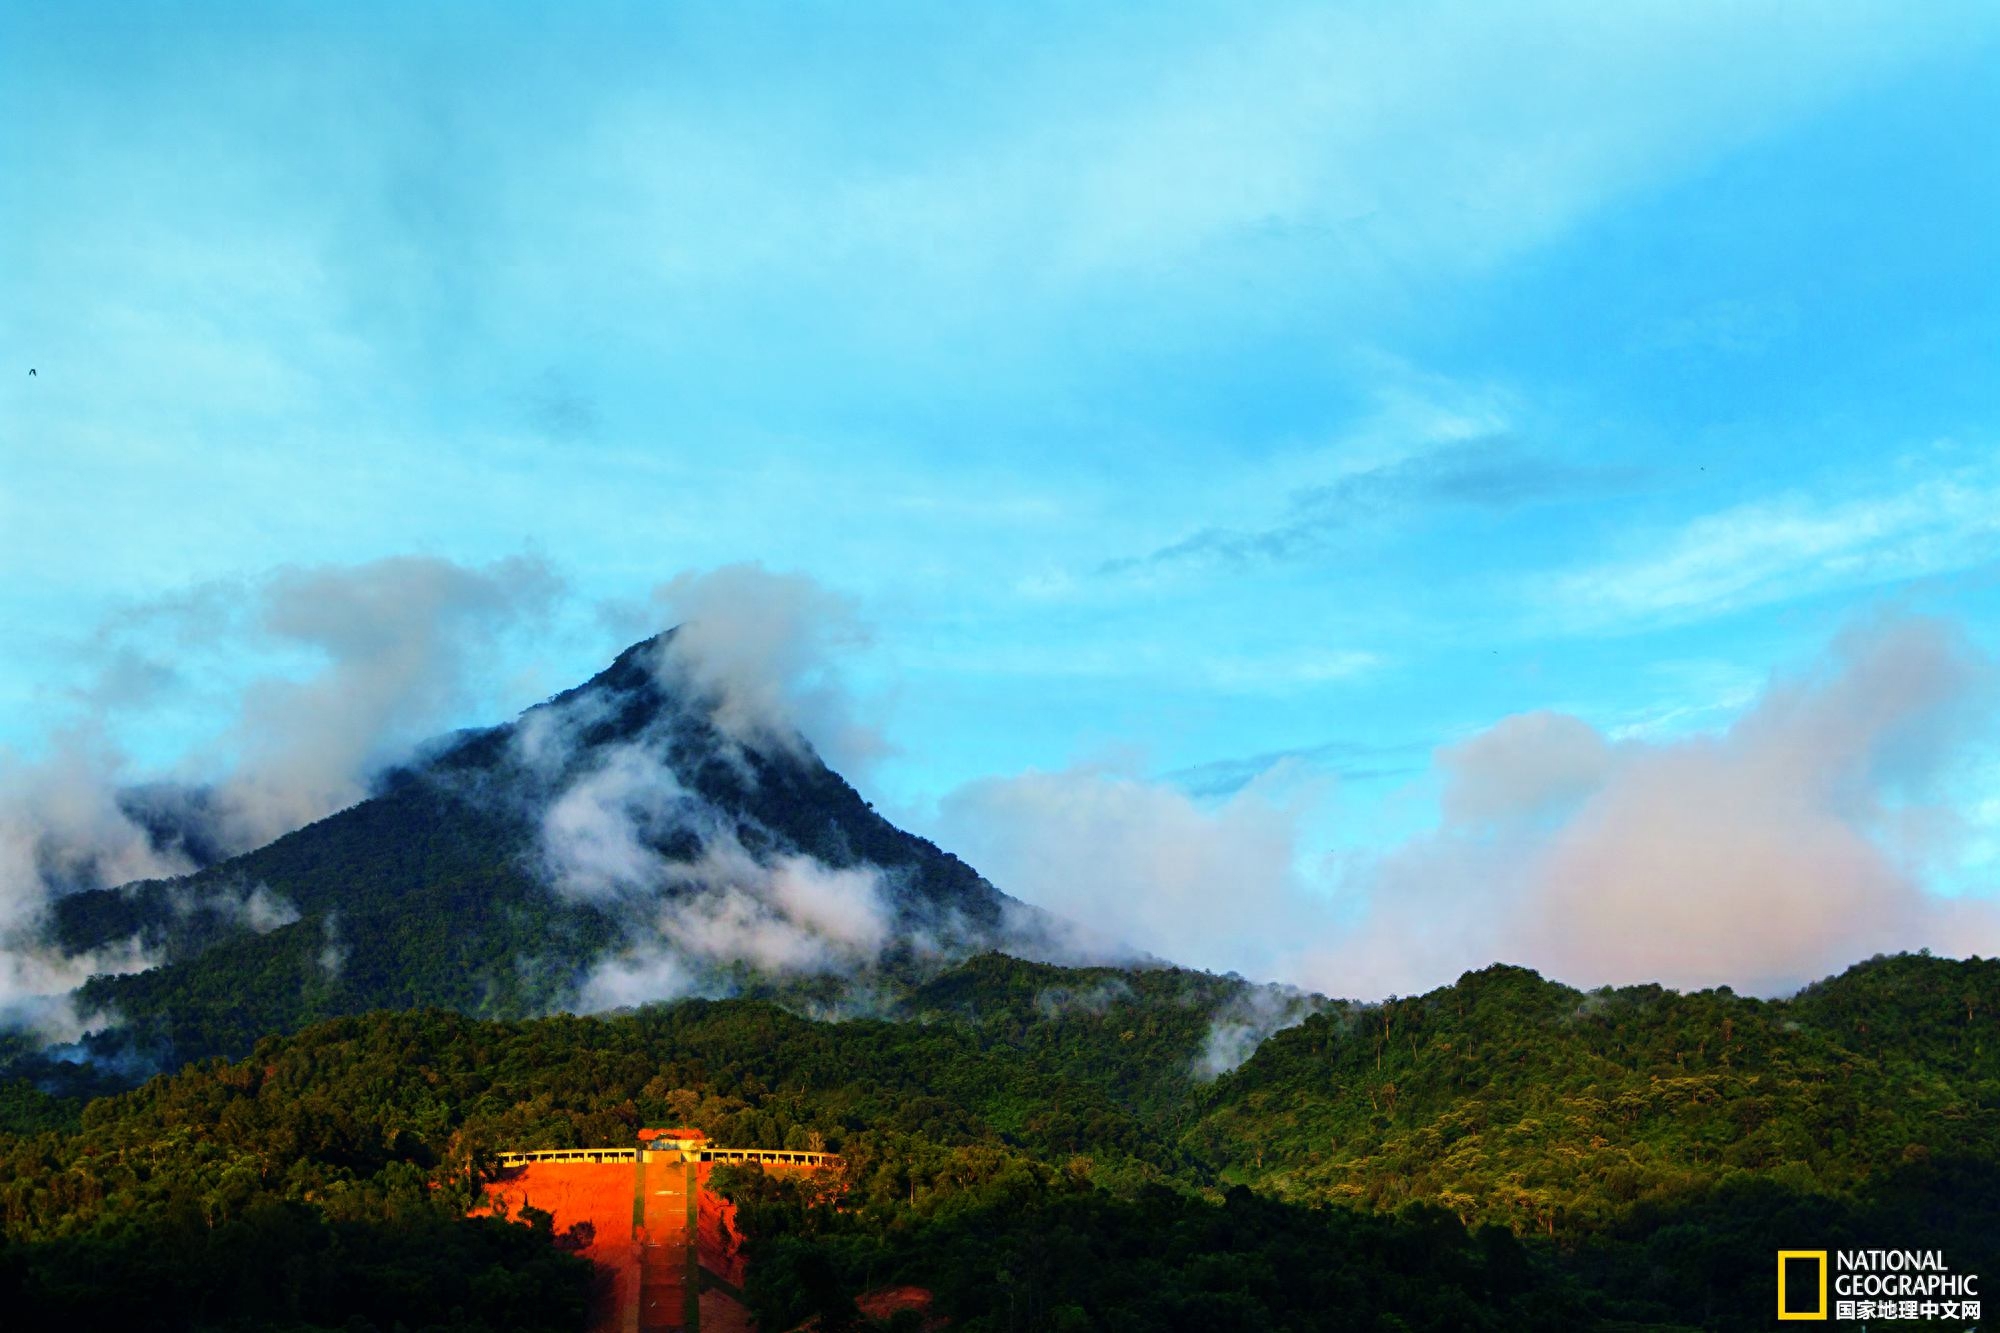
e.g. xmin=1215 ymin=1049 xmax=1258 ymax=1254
xmin=43 ymin=634 xmax=1025 ymax=1067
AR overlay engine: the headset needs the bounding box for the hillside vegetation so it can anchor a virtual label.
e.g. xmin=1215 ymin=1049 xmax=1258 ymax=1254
xmin=2 ymin=950 xmax=1995 ymax=1330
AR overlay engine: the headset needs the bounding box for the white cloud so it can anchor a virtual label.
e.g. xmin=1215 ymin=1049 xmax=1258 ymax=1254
xmin=590 ymin=1 xmax=1983 ymax=336
xmin=569 ymin=836 xmax=896 ymax=1012
xmin=39 ymin=553 xmax=563 ymax=860
xmin=1196 ymin=983 xmax=1326 ymax=1079
xmin=1306 ymin=614 xmax=2000 ymax=997
xmin=316 ymin=912 xmax=346 ymax=979
xmin=0 ymin=936 xmax=154 ymax=1044
xmin=523 ymin=676 xmax=903 ymax=1011
xmin=0 ymin=554 xmax=559 ymax=1034
xmin=577 ymin=949 xmax=697 ymax=1014
xmin=935 ymin=761 xmax=1328 ymax=978
xmin=212 ymin=553 xmax=563 ymax=848
xmin=1437 ymin=710 xmax=1612 ymax=826
xmin=0 ymin=727 xmax=194 ymax=932
xmin=652 ymin=844 xmax=891 ymax=974
xmin=940 ymin=614 xmax=2000 ymax=1002
xmin=539 ymin=744 xmax=697 ymax=900
xmin=172 ymin=880 xmax=301 ymax=934
xmin=650 ymin=564 xmax=882 ymax=772
xmin=0 ymin=727 xmax=186 ymax=1031
xmin=1203 ymin=649 xmax=1384 ymax=694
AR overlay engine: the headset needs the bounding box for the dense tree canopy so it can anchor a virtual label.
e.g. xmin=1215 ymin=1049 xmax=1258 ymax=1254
xmin=2 ymin=950 xmax=1995 ymax=1330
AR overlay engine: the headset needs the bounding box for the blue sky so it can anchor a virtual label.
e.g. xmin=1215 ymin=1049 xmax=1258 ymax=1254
xmin=4 ymin=1 xmax=1999 ymax=996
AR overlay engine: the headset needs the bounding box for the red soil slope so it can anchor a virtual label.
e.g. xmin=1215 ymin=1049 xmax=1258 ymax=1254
xmin=476 ymin=1152 xmax=862 ymax=1332
xmin=473 ymin=1162 xmax=637 ymax=1333
xmin=857 ymin=1286 xmax=938 ymax=1325
xmin=789 ymin=1287 xmax=941 ymax=1332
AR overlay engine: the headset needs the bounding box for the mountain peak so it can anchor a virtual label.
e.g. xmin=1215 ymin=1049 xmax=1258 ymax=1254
xmin=49 ymin=635 xmax=1026 ymax=1066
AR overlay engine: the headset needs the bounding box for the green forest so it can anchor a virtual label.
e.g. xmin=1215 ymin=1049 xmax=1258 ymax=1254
xmin=3 ymin=949 xmax=1995 ymax=1331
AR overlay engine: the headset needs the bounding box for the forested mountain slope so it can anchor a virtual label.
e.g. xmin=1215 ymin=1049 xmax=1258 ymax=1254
xmin=3 ymin=950 xmax=1994 ymax=1331
xmin=1199 ymin=954 xmax=2000 ymax=1231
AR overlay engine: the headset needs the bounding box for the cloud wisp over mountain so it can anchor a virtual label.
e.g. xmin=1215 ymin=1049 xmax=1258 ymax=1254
xmin=648 ymin=564 xmax=884 ymax=775
xmin=8 ymin=548 xmax=2000 ymax=1066
xmin=0 ymin=555 xmax=559 ymax=1034
xmin=38 ymin=560 xmax=1054 ymax=1049
xmin=507 ymin=638 xmax=924 ymax=1014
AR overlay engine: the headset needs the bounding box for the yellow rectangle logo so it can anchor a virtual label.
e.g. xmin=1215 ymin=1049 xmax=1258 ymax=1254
xmin=1779 ymin=1251 xmax=1828 ymax=1321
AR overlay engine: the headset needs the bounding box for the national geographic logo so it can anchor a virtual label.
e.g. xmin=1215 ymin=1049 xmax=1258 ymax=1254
xmin=1778 ymin=1252 xmax=1826 ymax=1322
xmin=1778 ymin=1249 xmax=1981 ymax=1322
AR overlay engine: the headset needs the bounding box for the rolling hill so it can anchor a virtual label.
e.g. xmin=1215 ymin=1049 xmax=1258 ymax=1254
xmin=2 ymin=950 xmax=1995 ymax=1330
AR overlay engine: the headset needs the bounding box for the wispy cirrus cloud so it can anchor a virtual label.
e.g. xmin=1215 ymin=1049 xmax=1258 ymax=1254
xmin=900 ymin=639 xmax=1384 ymax=697
xmin=1552 ymin=447 xmax=2000 ymax=631
xmin=1104 ymin=438 xmax=1643 ymax=574
xmin=1165 ymin=739 xmax=1424 ymax=799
